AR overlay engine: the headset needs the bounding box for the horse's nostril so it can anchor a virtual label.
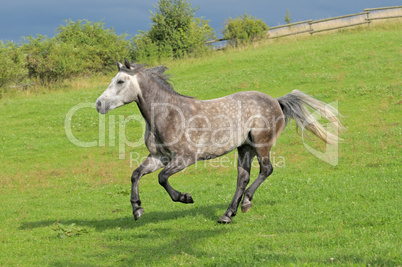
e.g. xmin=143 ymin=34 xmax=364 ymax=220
xmin=96 ymin=100 xmax=108 ymax=114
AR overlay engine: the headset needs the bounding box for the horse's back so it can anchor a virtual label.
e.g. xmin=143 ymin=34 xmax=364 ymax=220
xmin=194 ymin=91 xmax=282 ymax=118
xmin=178 ymin=91 xmax=284 ymax=157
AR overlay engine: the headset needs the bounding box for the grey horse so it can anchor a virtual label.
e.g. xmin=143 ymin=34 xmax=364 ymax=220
xmin=95 ymin=59 xmax=343 ymax=223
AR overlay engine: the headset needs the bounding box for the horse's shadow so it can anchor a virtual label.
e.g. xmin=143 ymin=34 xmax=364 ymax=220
xmin=19 ymin=203 xmax=228 ymax=231
xmin=19 ymin=203 xmax=243 ymax=265
xmin=18 ymin=201 xmax=288 ymax=265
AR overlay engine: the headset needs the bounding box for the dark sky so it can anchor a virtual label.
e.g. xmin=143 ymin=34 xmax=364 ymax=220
xmin=0 ymin=0 xmax=400 ymax=42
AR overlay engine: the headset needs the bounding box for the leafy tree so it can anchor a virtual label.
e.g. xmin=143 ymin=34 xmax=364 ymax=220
xmin=284 ymin=9 xmax=293 ymax=24
xmin=223 ymin=12 xmax=268 ymax=46
xmin=132 ymin=0 xmax=215 ymax=63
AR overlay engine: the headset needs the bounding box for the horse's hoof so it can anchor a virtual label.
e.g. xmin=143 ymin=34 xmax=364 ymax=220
xmin=180 ymin=193 xmax=194 ymax=204
xmin=241 ymin=201 xmax=252 ymax=213
xmin=218 ymin=215 xmax=232 ymax=224
xmin=133 ymin=208 xmax=144 ymax=221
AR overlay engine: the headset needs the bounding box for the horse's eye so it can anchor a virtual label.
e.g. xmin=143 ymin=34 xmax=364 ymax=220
xmin=117 ymin=80 xmax=124 ymax=84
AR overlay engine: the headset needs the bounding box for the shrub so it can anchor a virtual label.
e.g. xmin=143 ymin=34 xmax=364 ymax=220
xmin=223 ymin=12 xmax=269 ymax=46
xmin=132 ymin=0 xmax=215 ymax=63
xmin=21 ymin=20 xmax=131 ymax=85
xmin=0 ymin=41 xmax=27 ymax=90
xmin=55 ymin=19 xmax=131 ymax=72
xmin=22 ymin=35 xmax=80 ymax=85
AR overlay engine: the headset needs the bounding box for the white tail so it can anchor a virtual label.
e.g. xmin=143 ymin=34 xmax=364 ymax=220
xmin=277 ymin=90 xmax=344 ymax=145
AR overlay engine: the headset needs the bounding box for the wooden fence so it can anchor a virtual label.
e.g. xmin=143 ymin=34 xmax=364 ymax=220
xmin=207 ymin=6 xmax=401 ymax=45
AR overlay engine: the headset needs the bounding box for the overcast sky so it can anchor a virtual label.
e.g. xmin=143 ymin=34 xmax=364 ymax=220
xmin=0 ymin=0 xmax=400 ymax=42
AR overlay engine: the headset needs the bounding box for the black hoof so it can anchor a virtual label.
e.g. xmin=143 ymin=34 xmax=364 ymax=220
xmin=218 ymin=215 xmax=232 ymax=224
xmin=179 ymin=193 xmax=194 ymax=204
xmin=241 ymin=201 xmax=252 ymax=213
xmin=133 ymin=208 xmax=144 ymax=221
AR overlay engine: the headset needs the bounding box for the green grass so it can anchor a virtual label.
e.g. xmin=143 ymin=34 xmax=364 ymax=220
xmin=0 ymin=23 xmax=401 ymax=266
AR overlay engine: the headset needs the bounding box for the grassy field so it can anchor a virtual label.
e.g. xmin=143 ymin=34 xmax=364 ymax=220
xmin=0 ymin=23 xmax=401 ymax=266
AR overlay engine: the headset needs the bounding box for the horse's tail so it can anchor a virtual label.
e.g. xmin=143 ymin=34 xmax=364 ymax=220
xmin=276 ymin=90 xmax=344 ymax=145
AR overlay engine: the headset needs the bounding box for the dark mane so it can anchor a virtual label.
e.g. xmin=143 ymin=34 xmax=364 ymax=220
xmin=120 ymin=63 xmax=193 ymax=99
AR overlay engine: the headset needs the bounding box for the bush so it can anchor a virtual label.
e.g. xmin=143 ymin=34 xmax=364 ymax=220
xmin=132 ymin=0 xmax=215 ymax=63
xmin=223 ymin=12 xmax=269 ymax=46
xmin=20 ymin=20 xmax=131 ymax=85
xmin=0 ymin=41 xmax=27 ymax=90
xmin=22 ymin=35 xmax=79 ymax=85
xmin=55 ymin=20 xmax=131 ymax=72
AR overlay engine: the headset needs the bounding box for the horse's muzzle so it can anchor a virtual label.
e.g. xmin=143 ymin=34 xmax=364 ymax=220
xmin=95 ymin=100 xmax=108 ymax=114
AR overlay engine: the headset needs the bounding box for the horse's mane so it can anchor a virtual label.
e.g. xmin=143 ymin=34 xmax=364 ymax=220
xmin=120 ymin=62 xmax=193 ymax=99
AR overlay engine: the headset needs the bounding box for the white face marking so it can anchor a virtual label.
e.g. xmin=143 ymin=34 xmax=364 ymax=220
xmin=95 ymin=72 xmax=141 ymax=114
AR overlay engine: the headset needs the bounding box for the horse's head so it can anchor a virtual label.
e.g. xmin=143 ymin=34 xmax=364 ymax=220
xmin=95 ymin=59 xmax=141 ymax=114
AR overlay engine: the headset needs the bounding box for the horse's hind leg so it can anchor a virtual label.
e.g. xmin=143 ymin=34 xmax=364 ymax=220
xmin=218 ymin=145 xmax=255 ymax=224
xmin=131 ymin=155 xmax=164 ymax=220
xmin=241 ymin=146 xmax=273 ymax=213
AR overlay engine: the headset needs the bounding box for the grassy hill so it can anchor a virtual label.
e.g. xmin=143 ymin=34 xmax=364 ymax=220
xmin=0 ymin=22 xmax=400 ymax=265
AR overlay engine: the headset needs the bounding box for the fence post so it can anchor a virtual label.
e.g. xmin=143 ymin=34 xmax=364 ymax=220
xmin=309 ymin=19 xmax=313 ymax=35
xmin=364 ymin=9 xmax=371 ymax=27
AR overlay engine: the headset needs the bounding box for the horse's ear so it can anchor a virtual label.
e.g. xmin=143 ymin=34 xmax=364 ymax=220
xmin=116 ymin=60 xmax=123 ymax=71
xmin=124 ymin=58 xmax=132 ymax=69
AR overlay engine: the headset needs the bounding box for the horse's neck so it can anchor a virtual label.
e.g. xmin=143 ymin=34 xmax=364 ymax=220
xmin=136 ymin=81 xmax=186 ymax=126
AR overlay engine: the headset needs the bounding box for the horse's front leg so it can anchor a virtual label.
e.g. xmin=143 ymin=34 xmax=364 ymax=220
xmin=131 ymin=155 xmax=164 ymax=220
xmin=158 ymin=156 xmax=195 ymax=204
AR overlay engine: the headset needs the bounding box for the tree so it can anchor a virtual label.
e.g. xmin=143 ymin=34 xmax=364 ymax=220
xmin=132 ymin=0 xmax=215 ymax=63
xmin=284 ymin=9 xmax=293 ymax=24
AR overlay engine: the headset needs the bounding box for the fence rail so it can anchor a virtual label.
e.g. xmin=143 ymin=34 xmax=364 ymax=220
xmin=269 ymin=19 xmax=312 ymax=30
xmin=207 ymin=6 xmax=401 ymax=44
